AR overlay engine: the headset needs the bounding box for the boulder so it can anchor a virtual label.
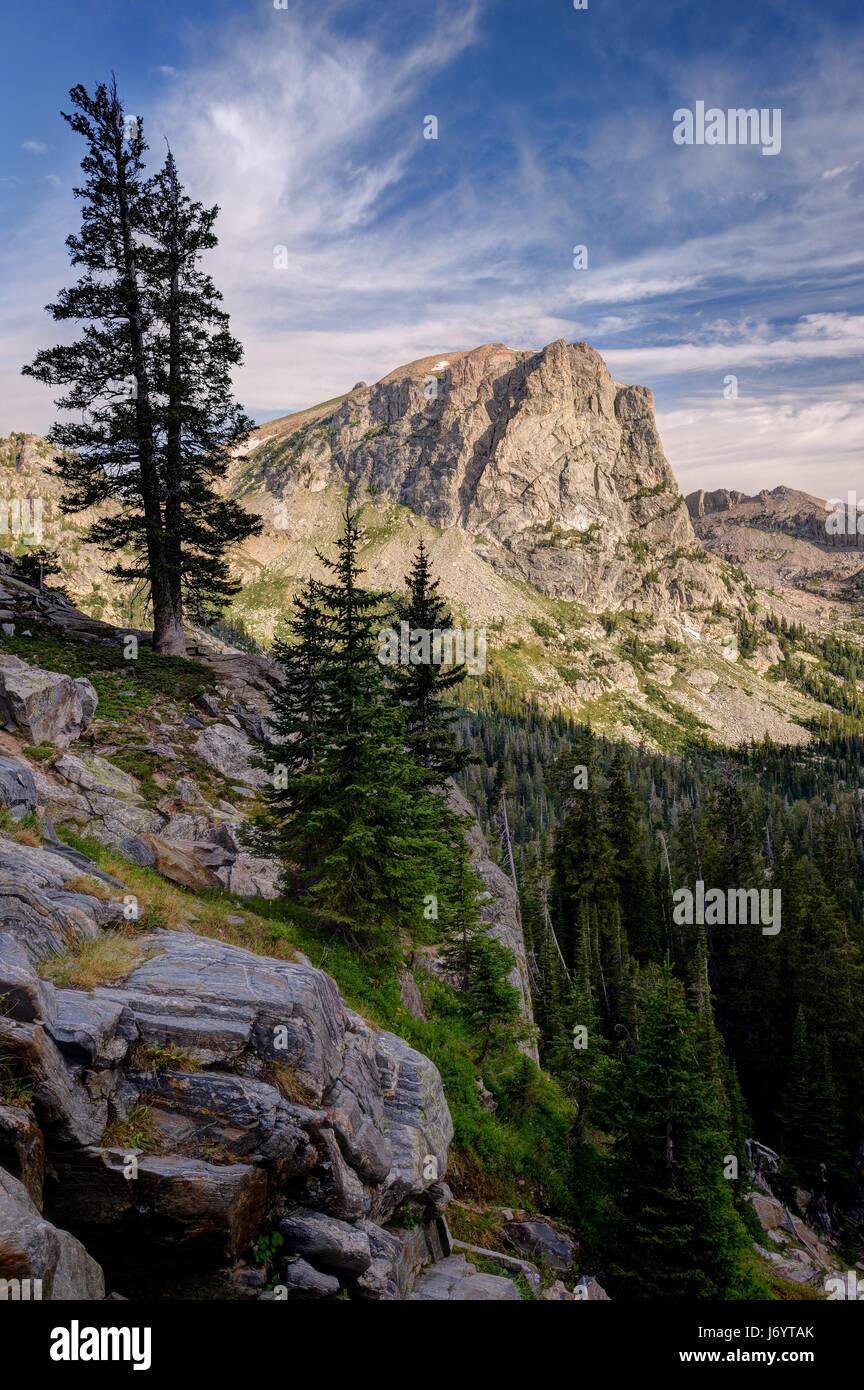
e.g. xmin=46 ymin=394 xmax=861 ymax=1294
xmin=750 ymin=1191 xmax=786 ymax=1232
xmin=0 ymin=1166 xmax=105 ymax=1300
xmin=193 ymin=723 xmax=267 ymax=788
xmin=54 ymin=753 xmax=140 ymax=799
xmin=0 ymin=655 xmax=96 ymax=747
xmin=138 ymin=834 xmax=223 ymax=893
xmin=503 ymin=1216 xmax=577 ymax=1272
xmin=279 ymin=1208 xmax=372 ymax=1276
xmin=0 ymin=756 xmax=37 ymax=821
xmin=277 ymin=1255 xmax=340 ymax=1299
xmin=575 ymin=1274 xmax=610 ymax=1300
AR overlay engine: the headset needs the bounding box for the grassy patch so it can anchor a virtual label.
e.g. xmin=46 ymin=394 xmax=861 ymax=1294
xmin=272 ymin=1061 xmax=316 ymax=1104
xmin=128 ymin=1041 xmax=200 ymax=1073
xmin=102 ymin=1103 xmax=159 ymax=1152
xmin=22 ymin=744 xmax=55 ymax=763
xmin=0 ymin=623 xmax=214 ymax=723
xmin=38 ymin=933 xmax=150 ymax=989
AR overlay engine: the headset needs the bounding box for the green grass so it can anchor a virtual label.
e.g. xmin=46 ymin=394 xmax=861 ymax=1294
xmin=0 ymin=623 xmax=214 ymax=722
xmin=22 ymin=744 xmax=55 ymax=762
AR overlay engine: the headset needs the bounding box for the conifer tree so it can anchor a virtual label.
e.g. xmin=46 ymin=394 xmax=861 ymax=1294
xmin=138 ymin=150 xmax=261 ymax=628
xmin=251 ymin=505 xmax=454 ymax=952
xmin=550 ymin=731 xmax=614 ymax=968
xmin=388 ymin=539 xmax=474 ymax=779
xmin=606 ymin=748 xmax=660 ymax=960
xmin=779 ymin=1009 xmax=845 ymax=1195
xmin=22 ymin=81 xmax=260 ymax=653
xmin=249 ymin=579 xmax=331 ymax=891
xmin=608 ymin=970 xmax=757 ymax=1299
xmin=463 ymin=934 xmax=521 ymax=1060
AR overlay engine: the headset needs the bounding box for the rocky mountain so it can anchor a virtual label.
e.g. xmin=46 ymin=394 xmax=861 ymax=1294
xmin=6 ymin=338 xmax=864 ymax=752
xmin=231 ymin=339 xmax=735 ymax=617
xmin=687 ymin=484 xmax=864 ymax=606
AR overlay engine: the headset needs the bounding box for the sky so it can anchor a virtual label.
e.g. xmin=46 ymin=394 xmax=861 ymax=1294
xmin=1 ymin=0 xmax=863 ymax=497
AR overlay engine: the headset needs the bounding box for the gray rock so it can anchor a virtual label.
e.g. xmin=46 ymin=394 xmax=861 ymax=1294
xmin=398 ymin=966 xmax=426 ymax=1020
xmin=0 ymin=1018 xmax=108 ymax=1145
xmin=139 ymin=1070 xmax=318 ymax=1183
xmin=373 ymin=1028 xmax=453 ymax=1219
xmin=503 ymin=1216 xmax=577 ymax=1273
xmin=0 ymin=655 xmax=97 ymax=747
xmin=49 ymin=1150 xmax=268 ymax=1265
xmin=47 ymin=991 xmax=136 ymax=1067
xmin=193 ymin=692 xmax=222 ymax=719
xmin=112 ymin=932 xmax=347 ymax=1097
xmin=575 ymin=1274 xmax=611 ymax=1300
xmin=193 ymin=722 xmax=267 ymax=788
xmin=279 ymin=1208 xmax=372 ymax=1276
xmin=423 ymin=1182 xmax=452 ymax=1215
xmin=54 ymin=753 xmax=140 ymax=798
xmin=0 ymin=756 xmax=37 ymax=821
xmin=0 ymin=934 xmax=56 ymax=1023
xmin=0 ymin=1104 xmax=45 ymax=1206
xmin=277 ymin=1255 xmax=340 ymax=1298
xmin=0 ymin=1166 xmax=105 ymax=1300
xmin=408 ymin=1253 xmax=521 ymax=1301
xmin=118 ymin=835 xmax=156 ymax=867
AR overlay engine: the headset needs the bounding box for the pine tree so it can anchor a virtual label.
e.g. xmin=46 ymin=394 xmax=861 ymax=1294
xmin=441 ymin=828 xmax=487 ymax=989
xmin=388 ymin=539 xmax=474 ymax=779
xmin=248 ymin=579 xmax=331 ymax=892
xmin=606 ymin=748 xmax=660 ymax=960
xmin=550 ymin=730 xmax=614 ymax=968
xmin=22 ymin=81 xmax=260 ymax=653
xmin=608 ymin=969 xmax=757 ymax=1299
xmin=250 ymin=504 xmax=455 ymax=953
xmin=138 ymin=150 xmax=261 ymax=628
xmin=779 ymin=1009 xmax=845 ymax=1194
xmin=463 ymin=933 xmax=520 ymax=1060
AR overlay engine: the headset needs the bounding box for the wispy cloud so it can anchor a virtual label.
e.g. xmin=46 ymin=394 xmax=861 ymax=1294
xmin=659 ymin=384 xmax=864 ymax=499
xmin=21 ymin=139 xmax=48 ymax=155
xmin=2 ymin=0 xmax=863 ymax=499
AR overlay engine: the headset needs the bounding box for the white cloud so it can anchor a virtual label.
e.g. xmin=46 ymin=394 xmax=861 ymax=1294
xmin=604 ymin=313 xmax=864 ymax=379
xmin=21 ymin=140 xmax=48 ymax=155
xmin=658 ymin=385 xmax=864 ymax=497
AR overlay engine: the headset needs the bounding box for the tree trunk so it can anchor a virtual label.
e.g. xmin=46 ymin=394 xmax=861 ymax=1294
xmin=162 ymin=156 xmax=186 ymax=655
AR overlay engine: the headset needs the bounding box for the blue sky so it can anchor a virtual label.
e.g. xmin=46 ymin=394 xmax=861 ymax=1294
xmin=2 ymin=0 xmax=863 ymax=495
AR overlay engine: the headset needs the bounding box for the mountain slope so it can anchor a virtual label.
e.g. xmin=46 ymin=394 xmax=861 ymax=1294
xmin=7 ymin=339 xmax=864 ymax=750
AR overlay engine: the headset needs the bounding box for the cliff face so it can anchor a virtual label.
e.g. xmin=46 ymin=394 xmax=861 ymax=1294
xmin=236 ymin=340 xmax=734 ymax=616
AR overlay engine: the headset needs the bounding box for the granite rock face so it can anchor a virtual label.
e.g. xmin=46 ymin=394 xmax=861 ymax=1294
xmin=0 ymin=833 xmax=455 ymax=1298
xmin=244 ymin=340 xmax=733 ymax=617
xmin=0 ymin=654 xmax=97 ymax=747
